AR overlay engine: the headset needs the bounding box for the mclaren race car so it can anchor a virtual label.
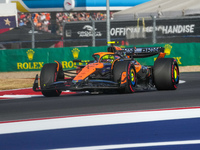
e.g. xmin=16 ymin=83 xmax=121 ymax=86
xmin=33 ymin=45 xmax=179 ymax=97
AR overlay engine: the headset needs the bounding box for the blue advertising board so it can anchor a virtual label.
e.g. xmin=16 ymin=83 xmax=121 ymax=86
xmin=10 ymin=0 xmax=151 ymax=12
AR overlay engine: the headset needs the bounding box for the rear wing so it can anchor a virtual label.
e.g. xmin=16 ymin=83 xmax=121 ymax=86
xmin=107 ymin=46 xmax=165 ymax=58
xmin=122 ymin=47 xmax=165 ymax=58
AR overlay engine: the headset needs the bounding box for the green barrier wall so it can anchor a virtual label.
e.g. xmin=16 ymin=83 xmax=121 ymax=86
xmin=0 ymin=46 xmax=107 ymax=72
xmin=0 ymin=43 xmax=199 ymax=72
xmin=130 ymin=43 xmax=200 ymax=66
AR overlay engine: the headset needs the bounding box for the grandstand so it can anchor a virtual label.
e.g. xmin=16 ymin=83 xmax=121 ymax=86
xmin=0 ymin=0 xmax=151 ymax=48
xmin=113 ymin=0 xmax=200 ymax=20
xmin=1 ymin=0 xmax=199 ymax=48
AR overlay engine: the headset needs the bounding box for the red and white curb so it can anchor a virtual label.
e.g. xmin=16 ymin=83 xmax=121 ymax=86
xmin=0 ymin=88 xmax=76 ymax=100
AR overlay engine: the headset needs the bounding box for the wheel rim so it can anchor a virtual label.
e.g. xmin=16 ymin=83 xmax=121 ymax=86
xmin=130 ymin=68 xmax=136 ymax=86
xmin=174 ymin=66 xmax=179 ymax=83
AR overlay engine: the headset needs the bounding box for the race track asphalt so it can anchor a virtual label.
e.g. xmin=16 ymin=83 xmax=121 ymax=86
xmin=0 ymin=72 xmax=199 ymax=122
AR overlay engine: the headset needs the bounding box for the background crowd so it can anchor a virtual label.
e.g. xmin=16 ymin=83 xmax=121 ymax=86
xmin=18 ymin=12 xmax=114 ymax=36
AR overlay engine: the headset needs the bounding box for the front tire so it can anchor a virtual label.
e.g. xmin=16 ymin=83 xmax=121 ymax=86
xmin=153 ymin=58 xmax=179 ymax=90
xmin=40 ymin=63 xmax=63 ymax=97
xmin=113 ymin=61 xmax=136 ymax=93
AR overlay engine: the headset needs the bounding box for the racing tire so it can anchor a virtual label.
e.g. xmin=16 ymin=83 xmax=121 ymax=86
xmin=113 ymin=61 xmax=136 ymax=93
xmin=40 ymin=63 xmax=63 ymax=97
xmin=153 ymin=58 xmax=179 ymax=90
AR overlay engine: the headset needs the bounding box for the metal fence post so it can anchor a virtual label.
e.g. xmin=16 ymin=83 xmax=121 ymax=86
xmin=28 ymin=18 xmax=35 ymax=49
xmin=106 ymin=0 xmax=111 ymax=45
xmin=151 ymin=15 xmax=157 ymax=44
xmin=90 ymin=17 xmax=96 ymax=47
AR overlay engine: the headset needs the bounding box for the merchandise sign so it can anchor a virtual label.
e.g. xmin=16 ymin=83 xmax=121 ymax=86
xmin=64 ymin=17 xmax=200 ymax=46
xmin=77 ymin=25 xmax=102 ymax=37
xmin=65 ymin=18 xmax=200 ymax=39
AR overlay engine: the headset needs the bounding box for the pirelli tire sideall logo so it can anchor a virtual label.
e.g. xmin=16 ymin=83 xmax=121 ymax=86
xmin=164 ymin=44 xmax=172 ymax=55
xmin=72 ymin=48 xmax=80 ymax=59
xmin=27 ymin=49 xmax=35 ymax=61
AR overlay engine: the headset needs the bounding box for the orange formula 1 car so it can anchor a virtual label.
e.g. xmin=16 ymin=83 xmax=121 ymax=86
xmin=33 ymin=46 xmax=179 ymax=97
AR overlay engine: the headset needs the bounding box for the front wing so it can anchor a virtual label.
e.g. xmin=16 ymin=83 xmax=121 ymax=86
xmin=33 ymin=74 xmax=123 ymax=92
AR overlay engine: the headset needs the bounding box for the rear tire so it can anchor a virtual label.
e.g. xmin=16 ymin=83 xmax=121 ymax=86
xmin=113 ymin=61 xmax=136 ymax=93
xmin=40 ymin=63 xmax=63 ymax=97
xmin=153 ymin=58 xmax=179 ymax=90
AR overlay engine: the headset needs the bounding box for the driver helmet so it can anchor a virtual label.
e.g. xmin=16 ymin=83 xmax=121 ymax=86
xmin=101 ymin=55 xmax=115 ymax=63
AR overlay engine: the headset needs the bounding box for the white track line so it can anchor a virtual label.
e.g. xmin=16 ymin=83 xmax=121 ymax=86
xmin=0 ymin=108 xmax=200 ymax=134
xmin=179 ymin=80 xmax=186 ymax=84
xmin=52 ymin=140 xmax=200 ymax=150
xmin=0 ymin=95 xmax=42 ymax=99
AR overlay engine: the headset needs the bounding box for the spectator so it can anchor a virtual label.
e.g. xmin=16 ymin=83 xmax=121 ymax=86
xmin=19 ymin=20 xmax=24 ymax=26
xmin=18 ymin=12 xmax=113 ymax=35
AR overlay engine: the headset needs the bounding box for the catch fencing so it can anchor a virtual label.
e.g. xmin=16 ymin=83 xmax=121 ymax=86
xmin=0 ymin=16 xmax=199 ymax=49
xmin=63 ymin=16 xmax=200 ymax=47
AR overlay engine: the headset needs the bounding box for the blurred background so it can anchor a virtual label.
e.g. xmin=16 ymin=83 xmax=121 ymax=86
xmin=0 ymin=0 xmax=199 ymax=49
